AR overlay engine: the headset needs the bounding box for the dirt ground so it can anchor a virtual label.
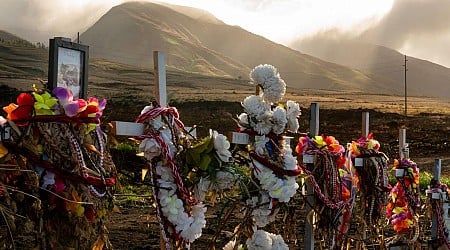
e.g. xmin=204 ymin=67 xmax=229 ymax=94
xmin=104 ymin=102 xmax=450 ymax=249
xmin=2 ymin=85 xmax=450 ymax=249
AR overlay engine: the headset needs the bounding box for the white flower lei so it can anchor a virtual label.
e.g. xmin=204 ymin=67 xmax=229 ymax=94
xmin=252 ymin=160 xmax=299 ymax=203
xmin=142 ymin=151 xmax=207 ymax=244
xmin=246 ymin=193 xmax=279 ymax=227
xmin=138 ymin=109 xmax=207 ymax=244
xmin=246 ymin=230 xmax=288 ymax=250
xmin=239 ymin=64 xmax=301 ymax=247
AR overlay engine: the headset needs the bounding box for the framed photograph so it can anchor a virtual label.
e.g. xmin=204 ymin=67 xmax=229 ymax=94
xmin=48 ymin=37 xmax=89 ymax=99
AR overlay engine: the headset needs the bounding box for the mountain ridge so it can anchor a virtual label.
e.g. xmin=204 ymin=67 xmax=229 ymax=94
xmin=1 ymin=0 xmax=450 ymax=99
xmin=80 ymin=1 xmax=404 ymax=95
xmin=292 ymin=37 xmax=450 ymax=98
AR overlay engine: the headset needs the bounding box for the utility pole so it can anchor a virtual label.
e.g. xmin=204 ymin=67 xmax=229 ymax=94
xmin=403 ymin=54 xmax=408 ymax=117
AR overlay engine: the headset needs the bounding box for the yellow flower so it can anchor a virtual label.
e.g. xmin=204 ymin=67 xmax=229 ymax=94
xmin=314 ymin=135 xmax=326 ymax=149
xmin=393 ymin=206 xmax=406 ymax=214
xmin=33 ymin=92 xmax=57 ymax=115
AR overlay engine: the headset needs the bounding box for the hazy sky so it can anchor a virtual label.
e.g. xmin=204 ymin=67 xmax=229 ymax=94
xmin=1 ymin=0 xmax=449 ymax=67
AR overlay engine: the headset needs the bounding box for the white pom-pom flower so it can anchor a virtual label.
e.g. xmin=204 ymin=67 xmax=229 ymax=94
xmin=250 ymin=64 xmax=278 ymax=87
xmin=242 ymin=95 xmax=270 ymax=117
xmin=286 ymin=100 xmax=301 ymax=132
xmin=261 ymin=76 xmax=286 ymax=103
xmin=272 ymin=106 xmax=287 ymax=135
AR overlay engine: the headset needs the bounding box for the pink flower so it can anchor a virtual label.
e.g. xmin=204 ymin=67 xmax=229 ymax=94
xmin=52 ymin=87 xmax=86 ymax=117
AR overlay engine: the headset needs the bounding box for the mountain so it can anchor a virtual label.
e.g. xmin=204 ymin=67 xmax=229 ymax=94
xmin=0 ymin=30 xmax=251 ymax=103
xmin=292 ymin=38 xmax=450 ymax=99
xmin=80 ymin=2 xmax=400 ymax=94
xmin=0 ymin=30 xmax=48 ymax=79
xmin=0 ymin=30 xmax=27 ymax=42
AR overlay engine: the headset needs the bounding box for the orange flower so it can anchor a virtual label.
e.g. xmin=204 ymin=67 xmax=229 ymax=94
xmin=3 ymin=103 xmax=18 ymax=120
xmin=341 ymin=186 xmax=350 ymax=200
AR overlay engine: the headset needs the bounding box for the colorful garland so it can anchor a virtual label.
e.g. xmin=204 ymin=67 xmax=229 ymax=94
xmin=386 ymin=158 xmax=421 ymax=242
xmin=296 ymin=135 xmax=356 ymax=248
xmin=350 ymin=134 xmax=390 ymax=229
xmin=1 ymin=87 xmax=115 ymax=248
xmin=426 ymin=182 xmax=450 ymax=248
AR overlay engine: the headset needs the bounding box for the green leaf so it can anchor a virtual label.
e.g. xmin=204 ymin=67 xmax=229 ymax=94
xmin=45 ymin=98 xmax=58 ymax=107
xmin=32 ymin=92 xmax=44 ymax=103
xmin=191 ymin=136 xmax=213 ymax=154
xmin=199 ymin=154 xmax=212 ymax=171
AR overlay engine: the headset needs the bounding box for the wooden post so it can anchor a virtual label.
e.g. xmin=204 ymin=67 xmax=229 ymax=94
xmin=361 ymin=112 xmax=369 ymax=242
xmin=304 ymin=102 xmax=319 ymax=250
xmin=399 ymin=129 xmax=408 ymax=159
xmin=362 ymin=112 xmax=369 ymax=137
xmin=431 ymin=159 xmax=442 ymax=240
xmin=153 ymin=51 xmax=167 ymax=107
xmin=112 ymin=52 xmax=167 ymax=136
xmin=390 ymin=129 xmax=409 ymax=250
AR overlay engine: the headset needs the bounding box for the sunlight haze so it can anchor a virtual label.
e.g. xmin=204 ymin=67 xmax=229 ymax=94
xmin=2 ymin=0 xmax=450 ymax=67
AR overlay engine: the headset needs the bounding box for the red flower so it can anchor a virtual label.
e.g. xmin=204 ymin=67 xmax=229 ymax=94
xmin=3 ymin=93 xmax=34 ymax=122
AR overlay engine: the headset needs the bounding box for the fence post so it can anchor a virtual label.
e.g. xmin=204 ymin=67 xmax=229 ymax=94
xmin=304 ymin=102 xmax=319 ymax=250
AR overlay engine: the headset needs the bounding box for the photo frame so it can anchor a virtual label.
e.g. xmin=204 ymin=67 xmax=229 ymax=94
xmin=48 ymin=37 xmax=89 ymax=99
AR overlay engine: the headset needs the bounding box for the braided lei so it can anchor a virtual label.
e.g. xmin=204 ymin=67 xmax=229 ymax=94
xmin=386 ymin=159 xmax=421 ymax=237
xmin=427 ymin=183 xmax=450 ymax=249
xmin=350 ymin=134 xmax=390 ymax=228
xmin=296 ymin=135 xmax=356 ymax=248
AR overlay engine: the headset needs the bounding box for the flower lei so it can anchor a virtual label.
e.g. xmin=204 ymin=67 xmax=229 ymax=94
xmin=386 ymin=158 xmax=421 ymax=241
xmin=137 ymin=104 xmax=207 ymax=248
xmin=239 ymin=65 xmax=301 ymax=203
xmin=232 ymin=64 xmax=300 ymax=248
xmin=296 ymin=135 xmax=356 ymax=248
xmin=350 ymin=133 xmax=390 ymax=228
xmin=1 ymin=87 xmax=114 ymax=248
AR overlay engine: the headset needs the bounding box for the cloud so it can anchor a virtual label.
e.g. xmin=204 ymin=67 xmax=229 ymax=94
xmin=0 ymin=0 xmax=117 ymax=43
xmin=291 ymin=0 xmax=450 ymax=67
xmin=360 ymin=0 xmax=450 ymax=47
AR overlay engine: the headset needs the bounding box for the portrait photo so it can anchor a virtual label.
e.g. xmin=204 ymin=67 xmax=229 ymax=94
xmin=48 ymin=37 xmax=89 ymax=99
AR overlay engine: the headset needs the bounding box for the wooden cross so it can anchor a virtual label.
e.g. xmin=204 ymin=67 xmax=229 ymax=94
xmin=304 ymin=102 xmax=319 ymax=250
xmin=110 ymin=51 xmax=171 ymax=250
xmin=431 ymin=159 xmax=442 ymax=241
xmin=112 ymin=51 xmax=167 ymax=137
xmin=399 ymin=128 xmax=409 ymax=159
